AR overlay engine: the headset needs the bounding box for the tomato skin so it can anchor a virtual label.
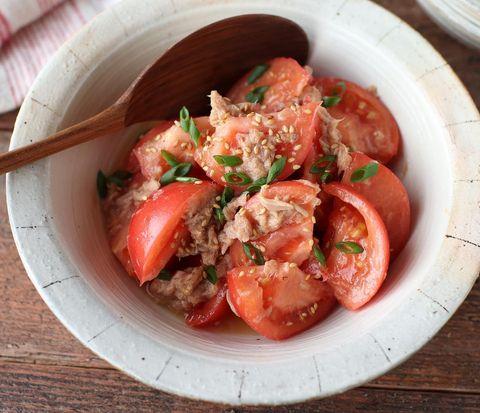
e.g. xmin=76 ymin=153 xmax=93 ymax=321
xmin=316 ymin=77 xmax=400 ymax=164
xmin=323 ymin=182 xmax=390 ymax=310
xmin=227 ymin=263 xmax=336 ymax=340
xmin=128 ymin=181 xmax=220 ymax=285
xmin=194 ymin=103 xmax=319 ymax=190
xmin=342 ymin=152 xmax=410 ymax=256
xmin=185 ymin=279 xmax=230 ymax=327
xmin=227 ymin=57 xmax=311 ymax=112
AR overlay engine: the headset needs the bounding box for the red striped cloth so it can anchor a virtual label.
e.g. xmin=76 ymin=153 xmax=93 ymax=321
xmin=0 ymin=0 xmax=116 ymax=114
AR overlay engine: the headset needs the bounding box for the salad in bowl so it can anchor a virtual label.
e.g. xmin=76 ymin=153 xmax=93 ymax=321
xmin=99 ymin=57 xmax=410 ymax=340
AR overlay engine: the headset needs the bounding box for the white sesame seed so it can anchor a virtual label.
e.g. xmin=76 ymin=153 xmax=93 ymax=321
xmin=282 ymin=125 xmax=288 ymax=133
xmin=275 ymin=154 xmax=282 ymax=159
xmin=194 ymin=180 xmax=202 ymax=185
xmin=304 ymin=109 xmax=312 ymax=115
xmin=293 ymin=144 xmax=302 ymax=151
xmin=292 ymin=164 xmax=301 ymax=170
xmin=224 ymin=142 xmax=230 ymax=150
xmin=288 ymin=157 xmax=295 ymax=163
xmin=289 ymin=125 xmax=295 ymax=133
xmin=311 ymin=216 xmax=316 ymax=223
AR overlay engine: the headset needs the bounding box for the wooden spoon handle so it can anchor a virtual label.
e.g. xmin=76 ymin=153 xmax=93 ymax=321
xmin=0 ymin=104 xmax=126 ymax=175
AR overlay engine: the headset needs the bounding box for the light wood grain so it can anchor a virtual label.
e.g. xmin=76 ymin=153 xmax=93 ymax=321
xmin=0 ymin=0 xmax=479 ymax=411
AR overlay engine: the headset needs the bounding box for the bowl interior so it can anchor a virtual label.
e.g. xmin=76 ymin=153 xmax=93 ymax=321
xmin=44 ymin=6 xmax=453 ymax=363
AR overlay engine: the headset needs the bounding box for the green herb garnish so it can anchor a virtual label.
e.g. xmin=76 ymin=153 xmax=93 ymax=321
xmin=175 ymin=176 xmax=200 ymax=183
xmin=108 ymin=170 xmax=132 ymax=188
xmin=213 ymin=154 xmax=243 ymax=167
xmin=310 ymin=155 xmax=337 ymax=183
xmin=245 ymin=176 xmax=267 ymax=194
xmin=224 ymin=172 xmax=252 ymax=186
xmin=157 ymin=269 xmax=173 ymax=281
xmin=313 ymin=245 xmax=326 ymax=266
xmin=335 ymin=241 xmax=364 ymax=254
xmin=247 ymin=63 xmax=269 ymax=84
xmin=246 ymin=86 xmax=269 ymax=104
xmin=322 ymin=81 xmax=346 ymax=108
xmin=161 ymin=150 xmax=179 ymax=167
xmin=160 ymin=162 xmax=192 ymax=185
xmin=220 ymin=186 xmax=234 ymax=208
xmin=97 ymin=170 xmax=108 ymax=198
xmin=204 ymin=265 xmax=218 ymax=284
xmin=266 ymin=156 xmax=286 ymax=184
xmin=179 ymin=106 xmax=200 ymax=147
xmin=242 ymin=242 xmax=265 ymax=265
xmin=350 ymin=162 xmax=379 ymax=183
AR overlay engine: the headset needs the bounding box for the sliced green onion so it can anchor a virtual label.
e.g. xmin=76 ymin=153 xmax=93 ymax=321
xmin=157 ymin=269 xmax=173 ymax=281
xmin=310 ymin=155 xmax=337 ymax=183
xmin=242 ymin=242 xmax=265 ymax=265
xmin=204 ymin=265 xmax=218 ymax=284
xmin=178 ymin=106 xmax=200 ymax=147
xmin=189 ymin=119 xmax=200 ymax=148
xmin=246 ymin=85 xmax=269 ymax=104
xmin=214 ymin=207 xmax=225 ymax=225
xmin=224 ymin=172 xmax=252 ymax=186
xmin=266 ymin=156 xmax=286 ymax=184
xmin=245 ymin=176 xmax=267 ymax=194
xmin=175 ymin=176 xmax=200 ymax=183
xmin=322 ymin=81 xmax=347 ymax=108
xmin=179 ymin=106 xmax=190 ymax=132
xmin=97 ymin=170 xmax=107 ymax=199
xmin=335 ymin=241 xmax=364 ymax=254
xmin=213 ymin=154 xmax=243 ymax=167
xmin=220 ymin=186 xmax=234 ymax=208
xmin=322 ymin=95 xmax=342 ymax=108
xmin=247 ymin=63 xmax=269 ymax=84
xmin=160 ymin=162 xmax=192 ymax=185
xmin=350 ymin=162 xmax=379 ymax=182
xmin=313 ymin=245 xmax=326 ymax=266
xmin=161 ymin=150 xmax=179 ymax=167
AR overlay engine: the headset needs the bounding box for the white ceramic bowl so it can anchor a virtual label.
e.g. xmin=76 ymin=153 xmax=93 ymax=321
xmin=417 ymin=0 xmax=480 ymax=50
xmin=7 ymin=0 xmax=480 ymax=406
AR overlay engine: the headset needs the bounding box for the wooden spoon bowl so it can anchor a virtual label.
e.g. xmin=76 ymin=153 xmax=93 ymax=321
xmin=0 ymin=14 xmax=308 ymax=174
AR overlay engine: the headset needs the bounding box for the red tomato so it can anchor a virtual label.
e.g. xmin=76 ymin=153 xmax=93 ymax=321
xmin=126 ymin=121 xmax=173 ymax=173
xmin=342 ymin=152 xmax=410 ymax=256
xmin=316 ymin=78 xmax=400 ymax=164
xmin=185 ymin=279 xmax=231 ymax=327
xmin=128 ymin=181 xmax=220 ymax=285
xmin=227 ymin=262 xmax=336 ymax=340
xmin=194 ymin=102 xmax=319 ymax=189
xmin=227 ymin=57 xmax=312 ymax=112
xmin=322 ymin=182 xmax=390 ymax=310
xmin=228 ymin=181 xmax=319 ymax=266
xmin=132 ymin=117 xmax=213 ymax=180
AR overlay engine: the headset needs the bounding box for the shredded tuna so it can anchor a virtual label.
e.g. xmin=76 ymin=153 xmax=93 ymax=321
xmin=209 ymin=90 xmax=252 ymax=127
xmin=318 ymin=107 xmax=352 ymax=172
xmin=218 ymin=182 xmax=320 ymax=253
xmin=179 ymin=194 xmax=220 ymax=265
xmin=146 ymin=266 xmax=218 ymax=312
xmin=223 ymin=192 xmax=248 ymax=221
xmin=235 ymin=128 xmax=275 ymax=180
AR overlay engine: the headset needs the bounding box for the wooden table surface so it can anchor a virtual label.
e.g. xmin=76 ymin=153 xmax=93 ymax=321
xmin=1 ymin=1 xmax=479 ymax=411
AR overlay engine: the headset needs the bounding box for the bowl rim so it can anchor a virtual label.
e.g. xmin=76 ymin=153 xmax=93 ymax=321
xmin=6 ymin=0 xmax=480 ymax=406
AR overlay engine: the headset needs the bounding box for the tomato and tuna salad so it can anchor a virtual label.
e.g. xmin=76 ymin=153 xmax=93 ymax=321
xmin=99 ymin=57 xmax=410 ymax=340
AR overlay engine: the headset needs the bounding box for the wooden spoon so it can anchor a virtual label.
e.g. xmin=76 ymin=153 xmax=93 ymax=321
xmin=0 ymin=14 xmax=308 ymax=174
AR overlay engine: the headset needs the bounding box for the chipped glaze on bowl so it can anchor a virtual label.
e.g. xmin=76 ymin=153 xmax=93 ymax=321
xmin=6 ymin=0 xmax=480 ymax=405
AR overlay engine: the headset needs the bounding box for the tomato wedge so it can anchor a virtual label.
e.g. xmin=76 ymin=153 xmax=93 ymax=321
xmin=227 ymin=57 xmax=312 ymax=112
xmin=185 ymin=279 xmax=230 ymax=327
xmin=194 ymin=103 xmax=319 ymax=189
xmin=132 ymin=117 xmax=213 ymax=180
xmin=228 ymin=180 xmax=319 ymax=267
xmin=316 ymin=77 xmax=400 ymax=164
xmin=227 ymin=261 xmax=336 ymax=340
xmin=323 ymin=182 xmax=390 ymax=310
xmin=128 ymin=181 xmax=220 ymax=285
xmin=342 ymin=152 xmax=410 ymax=256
